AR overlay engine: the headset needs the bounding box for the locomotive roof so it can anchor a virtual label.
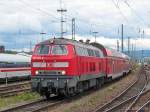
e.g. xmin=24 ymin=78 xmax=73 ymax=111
xmin=37 ymin=38 xmax=129 ymax=59
xmin=38 ymin=38 xmax=101 ymax=51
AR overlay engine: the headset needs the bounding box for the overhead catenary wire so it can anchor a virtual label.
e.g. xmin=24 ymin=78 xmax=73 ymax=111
xmin=112 ymin=0 xmax=146 ymax=39
xmin=124 ymin=0 xmax=149 ymax=26
xmin=111 ymin=0 xmax=129 ymax=24
xmin=18 ymin=0 xmax=139 ymax=39
xmin=0 ymin=0 xmax=145 ymax=40
xmin=19 ymin=0 xmax=60 ymax=21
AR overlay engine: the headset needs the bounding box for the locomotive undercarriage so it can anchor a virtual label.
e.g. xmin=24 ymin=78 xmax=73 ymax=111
xmin=31 ymin=74 xmax=105 ymax=99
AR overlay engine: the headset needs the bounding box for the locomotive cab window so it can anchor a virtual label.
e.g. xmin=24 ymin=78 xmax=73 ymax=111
xmin=52 ymin=45 xmax=68 ymax=55
xmin=35 ymin=45 xmax=50 ymax=55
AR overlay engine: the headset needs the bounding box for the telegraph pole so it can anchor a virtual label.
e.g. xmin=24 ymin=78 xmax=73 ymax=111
xmin=117 ymin=40 xmax=119 ymax=52
xmin=132 ymin=43 xmax=134 ymax=59
xmin=40 ymin=32 xmax=46 ymax=41
xmin=72 ymin=18 xmax=75 ymax=40
xmin=57 ymin=0 xmax=67 ymax=38
xmin=134 ymin=42 xmax=136 ymax=60
xmin=121 ymin=24 xmax=124 ymax=53
xmin=142 ymin=30 xmax=144 ymax=62
xmin=29 ymin=41 xmax=32 ymax=53
xmin=128 ymin=37 xmax=130 ymax=55
xmin=93 ymin=32 xmax=98 ymax=42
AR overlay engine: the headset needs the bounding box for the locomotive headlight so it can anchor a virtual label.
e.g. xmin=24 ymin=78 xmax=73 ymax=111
xmin=35 ymin=71 xmax=39 ymax=75
xmin=62 ymin=71 xmax=66 ymax=75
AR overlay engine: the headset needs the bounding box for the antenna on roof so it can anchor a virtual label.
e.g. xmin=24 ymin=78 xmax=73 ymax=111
xmin=93 ymin=31 xmax=98 ymax=42
xmin=79 ymin=40 xmax=84 ymax=43
xmin=72 ymin=18 xmax=75 ymax=40
xmin=86 ymin=39 xmax=90 ymax=44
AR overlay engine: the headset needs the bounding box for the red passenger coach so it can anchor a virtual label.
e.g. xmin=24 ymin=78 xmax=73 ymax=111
xmin=31 ymin=38 xmax=131 ymax=98
xmin=91 ymin=42 xmax=131 ymax=79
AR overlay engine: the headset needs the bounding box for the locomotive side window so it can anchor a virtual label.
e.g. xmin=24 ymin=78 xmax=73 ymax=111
xmin=35 ymin=45 xmax=50 ymax=54
xmin=95 ymin=51 xmax=101 ymax=57
xmin=52 ymin=45 xmax=68 ymax=55
xmin=75 ymin=46 xmax=88 ymax=56
xmin=75 ymin=46 xmax=103 ymax=58
xmin=75 ymin=46 xmax=82 ymax=56
xmin=87 ymin=49 xmax=95 ymax=56
xmin=99 ymin=50 xmax=104 ymax=57
xmin=82 ymin=48 xmax=88 ymax=56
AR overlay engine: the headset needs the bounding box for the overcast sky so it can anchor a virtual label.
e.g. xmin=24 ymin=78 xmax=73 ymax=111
xmin=0 ymin=0 xmax=150 ymax=51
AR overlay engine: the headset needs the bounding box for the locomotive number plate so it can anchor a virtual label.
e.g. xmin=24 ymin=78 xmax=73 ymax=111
xmin=47 ymin=63 xmax=53 ymax=67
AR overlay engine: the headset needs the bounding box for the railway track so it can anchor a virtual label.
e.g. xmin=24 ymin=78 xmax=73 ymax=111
xmin=1 ymin=67 xmax=149 ymax=112
xmin=0 ymin=81 xmax=31 ymax=97
xmin=0 ymin=97 xmax=64 ymax=112
xmin=124 ymin=69 xmax=150 ymax=112
xmin=136 ymin=98 xmax=150 ymax=112
xmin=92 ymin=67 xmax=150 ymax=112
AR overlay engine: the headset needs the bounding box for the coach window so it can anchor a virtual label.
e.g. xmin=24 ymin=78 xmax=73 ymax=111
xmin=52 ymin=45 xmax=68 ymax=55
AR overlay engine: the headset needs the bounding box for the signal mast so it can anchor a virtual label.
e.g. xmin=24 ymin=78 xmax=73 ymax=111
xmin=57 ymin=0 xmax=67 ymax=38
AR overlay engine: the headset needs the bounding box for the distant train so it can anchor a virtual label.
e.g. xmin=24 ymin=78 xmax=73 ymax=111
xmin=0 ymin=53 xmax=31 ymax=68
xmin=31 ymin=38 xmax=131 ymax=98
xmin=0 ymin=53 xmax=31 ymax=82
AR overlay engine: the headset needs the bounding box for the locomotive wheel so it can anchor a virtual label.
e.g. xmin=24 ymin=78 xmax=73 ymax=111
xmin=65 ymin=87 xmax=76 ymax=98
xmin=95 ymin=77 xmax=104 ymax=89
xmin=45 ymin=92 xmax=50 ymax=99
xmin=77 ymin=82 xmax=84 ymax=93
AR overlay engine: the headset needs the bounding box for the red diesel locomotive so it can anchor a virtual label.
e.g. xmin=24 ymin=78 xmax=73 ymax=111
xmin=31 ymin=38 xmax=131 ymax=98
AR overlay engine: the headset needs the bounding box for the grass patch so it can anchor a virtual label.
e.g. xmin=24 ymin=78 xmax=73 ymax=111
xmin=0 ymin=92 xmax=40 ymax=110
